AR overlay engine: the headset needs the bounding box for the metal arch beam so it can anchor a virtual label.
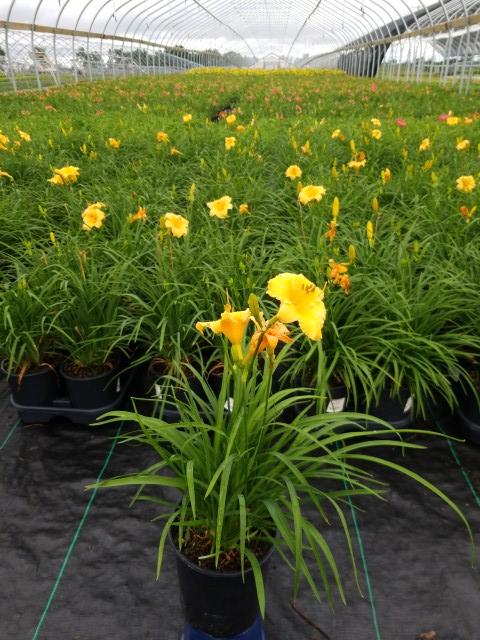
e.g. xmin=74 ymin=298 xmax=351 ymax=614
xmin=279 ymin=0 xmax=360 ymax=49
xmin=281 ymin=0 xmax=374 ymax=51
xmin=308 ymin=0 xmax=390 ymax=75
xmin=137 ymin=0 xmax=254 ymax=57
xmin=110 ymin=0 xmax=255 ymax=61
xmin=128 ymin=2 xmax=232 ymax=61
xmin=308 ymin=0 xmax=382 ymax=49
xmin=187 ymin=0 xmax=257 ymax=60
xmin=300 ymin=0 xmax=435 ymax=76
xmin=289 ymin=0 xmax=400 ymax=51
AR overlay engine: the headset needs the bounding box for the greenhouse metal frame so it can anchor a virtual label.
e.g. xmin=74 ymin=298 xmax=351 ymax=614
xmin=0 ymin=0 xmax=479 ymax=92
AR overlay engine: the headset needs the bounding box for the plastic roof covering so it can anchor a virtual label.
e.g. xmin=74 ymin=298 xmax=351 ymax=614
xmin=1 ymin=0 xmax=479 ymax=61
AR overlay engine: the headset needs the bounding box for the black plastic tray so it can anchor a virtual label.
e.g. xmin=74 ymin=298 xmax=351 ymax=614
xmin=9 ymin=366 xmax=137 ymax=425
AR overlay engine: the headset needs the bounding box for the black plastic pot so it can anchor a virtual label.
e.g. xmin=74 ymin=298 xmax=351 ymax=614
xmin=142 ymin=360 xmax=205 ymax=422
xmin=369 ymin=386 xmax=413 ymax=429
xmin=60 ymin=360 xmax=121 ymax=410
xmin=454 ymin=382 xmax=480 ymax=445
xmin=169 ymin=531 xmax=274 ymax=638
xmin=2 ymin=361 xmax=58 ymax=406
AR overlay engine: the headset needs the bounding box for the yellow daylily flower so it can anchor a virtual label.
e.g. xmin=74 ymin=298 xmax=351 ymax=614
xmin=17 ymin=130 xmax=31 ymax=142
xmin=161 ymin=212 xmax=189 ymax=237
xmin=156 ymin=131 xmax=169 ymax=143
xmin=0 ymin=132 xmax=10 ymax=149
xmin=225 ymin=136 xmax=236 ymax=150
xmin=446 ymin=116 xmax=460 ymax=126
xmin=128 ymin=207 xmax=148 ymax=223
xmin=381 ymin=168 xmax=392 ymax=184
xmin=107 ymin=137 xmax=121 ymax=149
xmin=371 ymin=118 xmax=381 ymax=127
xmin=456 ymin=175 xmax=476 ymax=193
xmin=48 ymin=165 xmax=80 ymax=185
xmin=419 ymin=138 xmax=431 ymax=152
xmin=285 ymin=164 xmax=302 ymax=180
xmin=82 ymin=202 xmax=106 ymax=231
xmin=236 ymin=124 xmax=245 ymax=133
xmin=298 ymin=184 xmax=326 ymax=205
xmin=207 ymin=195 xmax=233 ymax=219
xmin=267 ymin=273 xmax=326 ymax=341
xmin=300 ymin=140 xmax=311 ymax=155
xmin=226 ymin=114 xmax=236 ymax=125
xmin=239 ymin=203 xmax=249 ymax=215
xmin=348 ymin=153 xmax=367 ymax=172
xmin=182 ymin=114 xmax=192 ymax=123
xmin=371 ymin=129 xmax=382 ymax=140
xmin=196 ymin=304 xmax=251 ymax=362
xmin=170 ymin=146 xmax=182 ymax=156
xmin=331 ymin=128 xmax=342 ymax=139
xmin=456 ymin=139 xmax=470 ymax=151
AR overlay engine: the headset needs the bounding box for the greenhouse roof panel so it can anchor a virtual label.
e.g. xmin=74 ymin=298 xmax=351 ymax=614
xmin=1 ymin=0 xmax=479 ymax=60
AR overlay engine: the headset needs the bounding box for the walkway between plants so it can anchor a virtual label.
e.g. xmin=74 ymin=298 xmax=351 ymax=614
xmin=0 ymin=379 xmax=479 ymax=640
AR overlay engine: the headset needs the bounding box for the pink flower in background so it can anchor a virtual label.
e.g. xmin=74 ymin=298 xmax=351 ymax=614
xmin=437 ymin=113 xmax=449 ymax=122
xmin=395 ymin=117 xmax=407 ymax=127
xmin=371 ymin=83 xmax=378 ymax=92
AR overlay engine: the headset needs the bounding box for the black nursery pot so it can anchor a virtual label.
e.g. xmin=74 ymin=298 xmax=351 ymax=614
xmin=142 ymin=360 xmax=205 ymax=421
xmin=454 ymin=381 xmax=480 ymax=445
xmin=60 ymin=360 xmax=121 ymax=409
xmin=369 ymin=386 xmax=413 ymax=428
xmin=2 ymin=361 xmax=58 ymax=406
xmin=169 ymin=531 xmax=274 ymax=638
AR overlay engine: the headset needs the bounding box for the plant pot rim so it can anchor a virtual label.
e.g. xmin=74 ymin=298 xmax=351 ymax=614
xmin=168 ymin=527 xmax=275 ymax=579
xmin=60 ymin=358 xmax=119 ymax=382
xmin=0 ymin=360 xmax=54 ymax=378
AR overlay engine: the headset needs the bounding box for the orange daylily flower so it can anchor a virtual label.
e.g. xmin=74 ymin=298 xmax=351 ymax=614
xmin=324 ymin=220 xmax=336 ymax=242
xmin=247 ymin=319 xmax=293 ymax=361
xmin=128 ymin=207 xmax=148 ymax=223
xmin=327 ymin=259 xmax=350 ymax=294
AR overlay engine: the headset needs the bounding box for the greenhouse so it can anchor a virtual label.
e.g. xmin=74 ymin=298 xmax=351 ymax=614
xmin=0 ymin=1 xmax=479 ymax=639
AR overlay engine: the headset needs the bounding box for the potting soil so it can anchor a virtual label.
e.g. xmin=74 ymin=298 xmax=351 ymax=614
xmin=1 ymin=378 xmax=479 ymax=640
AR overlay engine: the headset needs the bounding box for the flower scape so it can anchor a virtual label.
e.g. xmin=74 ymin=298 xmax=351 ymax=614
xmin=0 ymin=68 xmax=479 ymax=417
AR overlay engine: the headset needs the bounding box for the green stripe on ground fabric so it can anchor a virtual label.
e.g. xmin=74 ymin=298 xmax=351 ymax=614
xmin=435 ymin=420 xmax=480 ymax=510
xmin=346 ymin=491 xmax=383 ymax=640
xmin=0 ymin=419 xmax=20 ymax=450
xmin=31 ymin=423 xmax=123 ymax=640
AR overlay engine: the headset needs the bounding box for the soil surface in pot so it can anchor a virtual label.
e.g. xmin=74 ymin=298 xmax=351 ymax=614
xmin=63 ymin=361 xmax=115 ymax=378
xmin=180 ymin=528 xmax=271 ymax=572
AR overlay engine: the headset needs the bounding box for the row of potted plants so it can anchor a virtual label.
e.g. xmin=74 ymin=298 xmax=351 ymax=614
xmin=1 ymin=236 xmax=479 ymax=426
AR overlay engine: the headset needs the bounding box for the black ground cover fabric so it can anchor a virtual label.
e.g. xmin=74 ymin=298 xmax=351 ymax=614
xmin=1 ymin=379 xmax=479 ymax=640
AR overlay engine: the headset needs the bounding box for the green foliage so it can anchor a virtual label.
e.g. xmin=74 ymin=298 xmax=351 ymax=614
xmin=90 ymin=352 xmax=473 ymax=608
xmin=0 ymin=69 xmax=478 ymax=402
